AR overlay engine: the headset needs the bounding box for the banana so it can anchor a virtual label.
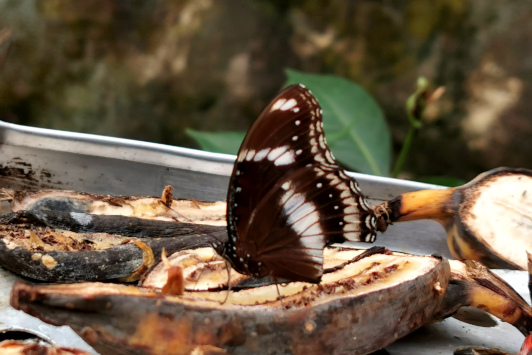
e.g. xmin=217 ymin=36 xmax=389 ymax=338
xmin=10 ymin=247 xmax=532 ymax=355
xmin=374 ymin=167 xmax=532 ymax=270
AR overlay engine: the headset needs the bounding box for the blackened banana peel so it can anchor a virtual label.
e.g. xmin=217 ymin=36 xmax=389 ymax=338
xmin=0 ymin=189 xmax=227 ymax=282
xmin=0 ymin=214 xmax=225 ymax=282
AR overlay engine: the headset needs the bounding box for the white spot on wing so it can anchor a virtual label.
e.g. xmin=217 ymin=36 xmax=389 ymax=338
xmin=344 ymin=232 xmax=360 ymax=241
xmin=284 ymin=196 xmax=322 ymax=241
xmin=318 ymin=135 xmax=327 ymax=150
xmin=271 ymin=98 xmax=286 ymax=111
xmin=366 ymin=215 xmax=376 ymax=229
xmin=340 ymin=190 xmax=350 ymax=198
xmin=343 ymin=224 xmax=359 ymax=232
xmin=325 ymin=150 xmax=336 ymax=164
xmin=284 ymin=198 xmax=324 ymax=254
xmin=280 ymin=98 xmax=297 ymax=111
xmin=344 ymin=205 xmax=360 ymax=214
xmin=359 ymin=196 xmax=371 ymax=211
xmin=281 ymin=190 xmax=305 ymax=215
xmin=254 ymin=148 xmax=270 ymax=161
xmin=267 ymin=145 xmax=289 ymax=161
xmin=313 ymin=152 xmax=324 ymax=163
xmin=245 ymin=149 xmax=256 ymax=161
xmin=274 ymin=151 xmax=296 ymax=166
xmin=344 ymin=214 xmax=360 ymax=224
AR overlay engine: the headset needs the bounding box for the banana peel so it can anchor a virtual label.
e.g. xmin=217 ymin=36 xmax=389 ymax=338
xmin=375 ymin=167 xmax=532 ymax=270
xmin=11 ymin=247 xmax=450 ymax=355
xmin=10 ymin=247 xmax=532 ymax=355
xmin=0 ymin=188 xmax=227 ymax=282
xmin=5 ymin=188 xmax=226 ymax=225
xmin=3 ymin=183 xmax=532 ymax=353
xmin=0 ymin=212 xmax=225 ymax=282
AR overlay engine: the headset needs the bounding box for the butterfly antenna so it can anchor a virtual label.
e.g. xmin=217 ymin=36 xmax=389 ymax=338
xmin=187 ymin=228 xmax=226 ymax=294
xmin=159 ymin=184 xmax=226 ymax=253
xmin=190 ymin=254 xmax=220 ymax=292
xmin=159 ymin=186 xmax=231 ymax=298
xmin=165 ymin=206 xmax=192 ymax=223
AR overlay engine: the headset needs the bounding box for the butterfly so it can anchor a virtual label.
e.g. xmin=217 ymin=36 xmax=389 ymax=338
xmin=219 ymin=84 xmax=378 ymax=284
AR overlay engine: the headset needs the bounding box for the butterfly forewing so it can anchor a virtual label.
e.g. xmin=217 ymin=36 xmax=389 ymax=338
xmin=228 ymin=85 xmax=336 ymax=239
xmin=225 ymin=84 xmax=377 ymax=282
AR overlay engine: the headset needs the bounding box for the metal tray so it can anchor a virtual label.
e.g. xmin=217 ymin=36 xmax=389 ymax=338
xmin=0 ymin=120 xmax=527 ymax=354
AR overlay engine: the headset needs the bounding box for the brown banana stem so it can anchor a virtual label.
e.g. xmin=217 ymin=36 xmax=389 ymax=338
xmin=377 ymin=188 xmax=457 ymax=225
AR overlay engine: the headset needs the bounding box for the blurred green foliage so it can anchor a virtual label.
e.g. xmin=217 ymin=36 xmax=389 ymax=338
xmin=185 ymin=129 xmax=246 ymax=155
xmin=187 ymin=69 xmax=391 ymax=176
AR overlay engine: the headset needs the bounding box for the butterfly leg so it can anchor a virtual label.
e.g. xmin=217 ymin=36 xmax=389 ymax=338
xmin=222 ymin=260 xmax=232 ymax=304
xmin=191 ymin=264 xmax=205 ymax=292
xmin=273 ymin=277 xmax=286 ymax=307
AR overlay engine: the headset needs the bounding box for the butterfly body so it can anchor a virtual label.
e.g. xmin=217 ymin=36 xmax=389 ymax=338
xmin=222 ymin=84 xmax=377 ymax=283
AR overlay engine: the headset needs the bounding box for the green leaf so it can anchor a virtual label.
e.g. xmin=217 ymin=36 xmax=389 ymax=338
xmin=284 ymin=69 xmax=391 ymax=176
xmin=185 ymin=128 xmax=245 ymax=155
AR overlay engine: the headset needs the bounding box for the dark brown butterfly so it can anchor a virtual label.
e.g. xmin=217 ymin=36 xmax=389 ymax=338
xmin=218 ymin=84 xmax=377 ymax=284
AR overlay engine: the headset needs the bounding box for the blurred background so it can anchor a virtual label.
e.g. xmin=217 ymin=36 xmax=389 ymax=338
xmin=0 ymin=0 xmax=531 ymax=182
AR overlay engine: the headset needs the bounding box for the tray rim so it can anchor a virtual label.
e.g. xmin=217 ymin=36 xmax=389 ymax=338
xmin=0 ymin=120 xmax=445 ymax=193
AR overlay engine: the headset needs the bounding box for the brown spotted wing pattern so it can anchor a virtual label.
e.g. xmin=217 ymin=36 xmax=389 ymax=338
xmin=220 ymin=84 xmax=377 ymax=283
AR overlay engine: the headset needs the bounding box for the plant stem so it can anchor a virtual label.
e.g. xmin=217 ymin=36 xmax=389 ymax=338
xmin=391 ymin=125 xmax=417 ymax=178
